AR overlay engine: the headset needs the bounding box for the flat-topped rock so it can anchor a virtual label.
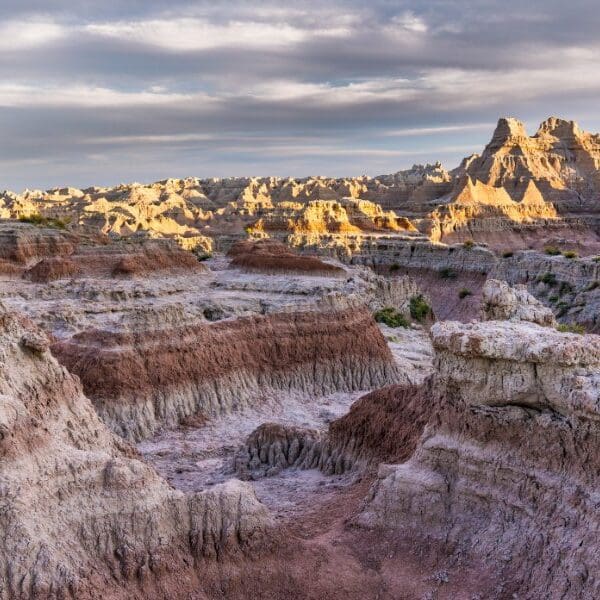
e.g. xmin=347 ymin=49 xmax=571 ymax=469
xmin=431 ymin=319 xmax=600 ymax=366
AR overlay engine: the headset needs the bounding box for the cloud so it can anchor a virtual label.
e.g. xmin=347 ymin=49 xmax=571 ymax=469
xmin=1 ymin=0 xmax=600 ymax=189
xmin=0 ymin=20 xmax=66 ymax=50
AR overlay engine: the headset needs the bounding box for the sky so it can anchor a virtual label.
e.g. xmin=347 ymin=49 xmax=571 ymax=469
xmin=2 ymin=0 xmax=600 ymax=190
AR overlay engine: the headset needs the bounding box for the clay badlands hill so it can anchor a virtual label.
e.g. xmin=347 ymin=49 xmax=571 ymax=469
xmin=0 ymin=117 xmax=599 ymax=599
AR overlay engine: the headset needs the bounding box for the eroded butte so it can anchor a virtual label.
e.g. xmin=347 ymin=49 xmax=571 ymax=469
xmin=0 ymin=116 xmax=599 ymax=599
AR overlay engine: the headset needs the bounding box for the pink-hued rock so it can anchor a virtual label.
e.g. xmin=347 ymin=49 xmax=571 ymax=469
xmin=361 ymin=320 xmax=600 ymax=598
xmin=0 ymin=303 xmax=272 ymax=599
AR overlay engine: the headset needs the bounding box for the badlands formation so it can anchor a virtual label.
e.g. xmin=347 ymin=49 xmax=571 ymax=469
xmin=0 ymin=116 xmax=599 ymax=599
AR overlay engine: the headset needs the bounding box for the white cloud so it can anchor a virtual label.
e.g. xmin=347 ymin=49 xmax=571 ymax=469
xmin=0 ymin=20 xmax=66 ymax=50
xmin=0 ymin=83 xmax=198 ymax=107
xmin=389 ymin=12 xmax=428 ymax=33
xmin=85 ymin=17 xmax=350 ymax=51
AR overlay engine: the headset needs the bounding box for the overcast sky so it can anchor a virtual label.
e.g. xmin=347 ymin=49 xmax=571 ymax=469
xmin=1 ymin=0 xmax=600 ymax=190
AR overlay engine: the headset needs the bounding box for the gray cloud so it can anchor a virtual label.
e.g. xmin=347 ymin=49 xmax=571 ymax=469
xmin=1 ymin=0 xmax=599 ymax=190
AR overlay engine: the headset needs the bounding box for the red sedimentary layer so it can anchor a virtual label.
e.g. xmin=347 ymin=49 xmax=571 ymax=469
xmin=227 ymin=239 xmax=344 ymax=275
xmin=25 ymin=256 xmax=81 ymax=282
xmin=52 ymin=305 xmax=394 ymax=409
xmin=329 ymin=381 xmax=433 ymax=465
xmin=0 ymin=225 xmax=76 ymax=264
xmin=110 ymin=243 xmax=202 ymax=277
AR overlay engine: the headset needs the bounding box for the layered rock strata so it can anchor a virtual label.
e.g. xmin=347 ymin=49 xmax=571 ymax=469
xmin=52 ymin=305 xmax=400 ymax=441
xmin=227 ymin=238 xmax=345 ymax=276
xmin=361 ymin=320 xmax=600 ymax=598
xmin=0 ymin=304 xmax=272 ymax=600
xmin=481 ymin=278 xmax=556 ymax=325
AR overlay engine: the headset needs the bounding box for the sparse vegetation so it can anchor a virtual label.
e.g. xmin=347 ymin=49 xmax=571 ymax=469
xmin=544 ymin=246 xmax=561 ymax=256
xmin=439 ymin=267 xmax=457 ymax=279
xmin=463 ymin=239 xmax=475 ymax=249
xmin=458 ymin=288 xmax=472 ymax=299
xmin=555 ymin=301 xmax=570 ymax=318
xmin=559 ymin=281 xmax=574 ymax=295
xmin=409 ymin=294 xmax=431 ymax=322
xmin=593 ymin=256 xmax=600 ymax=263
xmin=585 ymin=281 xmax=599 ymax=291
xmin=19 ymin=213 xmax=71 ymax=230
xmin=556 ymin=323 xmax=586 ymax=334
xmin=563 ymin=250 xmax=578 ymax=259
xmin=538 ymin=272 xmax=557 ymax=286
xmin=502 ymin=251 xmax=514 ymax=258
xmin=374 ymin=307 xmax=409 ymax=328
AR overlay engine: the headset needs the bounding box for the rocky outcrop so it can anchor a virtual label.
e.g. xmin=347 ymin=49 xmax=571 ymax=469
xmin=234 ymin=381 xmax=433 ymax=480
xmin=492 ymin=251 xmax=600 ymax=331
xmin=52 ymin=306 xmax=400 ymax=441
xmin=0 ymin=223 xmax=75 ymax=264
xmin=361 ymin=320 xmax=600 ymax=598
xmin=227 ymin=239 xmax=345 ymax=276
xmin=481 ymin=278 xmax=556 ymax=325
xmin=426 ymin=176 xmax=559 ymax=243
xmin=0 ymin=304 xmax=272 ymax=600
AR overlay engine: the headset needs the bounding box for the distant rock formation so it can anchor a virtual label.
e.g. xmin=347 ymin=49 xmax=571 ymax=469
xmin=1 ymin=117 xmax=599 ymax=255
xmin=461 ymin=116 xmax=600 ymax=211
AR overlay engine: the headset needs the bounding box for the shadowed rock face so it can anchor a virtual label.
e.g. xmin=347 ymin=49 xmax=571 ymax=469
xmin=0 ymin=304 xmax=272 ymax=600
xmin=52 ymin=306 xmax=400 ymax=441
xmin=360 ymin=320 xmax=600 ymax=598
xmin=234 ymin=381 xmax=434 ymax=480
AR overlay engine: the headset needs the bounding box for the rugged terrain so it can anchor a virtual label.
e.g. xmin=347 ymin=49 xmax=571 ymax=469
xmin=0 ymin=115 xmax=599 ymax=599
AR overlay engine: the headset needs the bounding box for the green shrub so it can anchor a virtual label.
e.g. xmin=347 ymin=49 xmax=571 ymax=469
xmin=562 ymin=250 xmax=578 ymax=259
xmin=502 ymin=251 xmax=514 ymax=258
xmin=439 ymin=267 xmax=457 ymax=279
xmin=374 ymin=307 xmax=409 ymax=328
xmin=389 ymin=263 xmax=400 ymax=272
xmin=544 ymin=246 xmax=561 ymax=256
xmin=195 ymin=252 xmax=212 ymax=261
xmin=409 ymin=294 xmax=431 ymax=322
xmin=585 ymin=281 xmax=599 ymax=291
xmin=556 ymin=323 xmax=586 ymax=334
xmin=593 ymin=256 xmax=600 ymax=263
xmin=538 ymin=272 xmax=557 ymax=286
xmin=19 ymin=213 xmax=70 ymax=230
xmin=458 ymin=288 xmax=472 ymax=299
xmin=463 ymin=239 xmax=475 ymax=249
xmin=548 ymin=295 xmax=559 ymax=303
xmin=559 ymin=281 xmax=573 ymax=295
